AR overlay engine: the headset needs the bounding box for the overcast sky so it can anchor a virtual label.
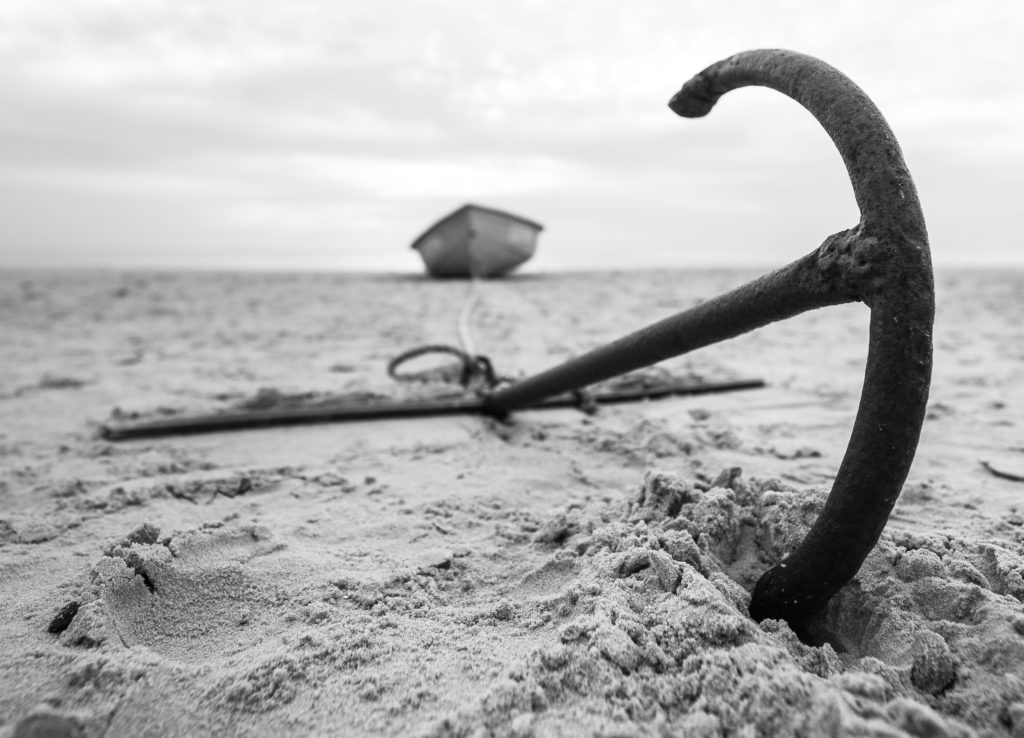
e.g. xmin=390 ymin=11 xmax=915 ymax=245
xmin=1 ymin=1 xmax=1021 ymax=272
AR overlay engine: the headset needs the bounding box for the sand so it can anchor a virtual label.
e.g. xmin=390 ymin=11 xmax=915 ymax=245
xmin=1 ymin=267 xmax=1023 ymax=737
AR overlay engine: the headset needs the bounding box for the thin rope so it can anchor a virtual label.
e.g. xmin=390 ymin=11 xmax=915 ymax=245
xmin=388 ymin=245 xmax=495 ymax=390
xmin=386 ymin=243 xmax=537 ymax=396
xmin=456 ymin=247 xmax=487 ymax=356
xmin=456 ymin=274 xmax=481 ymax=356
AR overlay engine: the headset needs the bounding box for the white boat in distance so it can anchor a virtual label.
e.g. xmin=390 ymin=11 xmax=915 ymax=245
xmin=411 ymin=203 xmax=543 ymax=278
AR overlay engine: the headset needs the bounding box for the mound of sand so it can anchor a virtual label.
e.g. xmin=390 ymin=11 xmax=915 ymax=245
xmin=6 ymin=466 xmax=1022 ymax=737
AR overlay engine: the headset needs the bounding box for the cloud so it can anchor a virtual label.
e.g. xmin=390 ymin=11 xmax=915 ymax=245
xmin=1 ymin=0 xmax=1022 ymax=269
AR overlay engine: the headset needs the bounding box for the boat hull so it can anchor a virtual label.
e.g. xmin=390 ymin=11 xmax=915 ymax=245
xmin=412 ymin=204 xmax=542 ymax=278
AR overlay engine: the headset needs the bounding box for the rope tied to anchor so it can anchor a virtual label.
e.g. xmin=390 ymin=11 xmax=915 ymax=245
xmin=386 ymin=344 xmax=507 ymax=392
xmin=387 ymin=251 xmax=511 ymax=393
xmin=387 ymin=262 xmax=600 ymax=411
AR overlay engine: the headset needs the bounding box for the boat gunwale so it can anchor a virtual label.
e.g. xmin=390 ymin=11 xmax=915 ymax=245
xmin=409 ymin=203 xmax=544 ymax=251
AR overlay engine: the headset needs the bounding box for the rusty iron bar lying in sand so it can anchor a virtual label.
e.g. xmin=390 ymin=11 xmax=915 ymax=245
xmin=484 ymin=49 xmax=934 ymax=625
xmin=99 ymin=378 xmax=764 ymax=440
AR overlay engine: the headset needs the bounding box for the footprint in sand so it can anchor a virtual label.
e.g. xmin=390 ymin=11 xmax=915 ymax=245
xmin=11 ymin=713 xmax=84 ymax=738
xmin=59 ymin=521 xmax=290 ymax=662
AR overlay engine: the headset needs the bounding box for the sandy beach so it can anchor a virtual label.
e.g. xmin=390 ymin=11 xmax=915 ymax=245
xmin=1 ymin=267 xmax=1023 ymax=737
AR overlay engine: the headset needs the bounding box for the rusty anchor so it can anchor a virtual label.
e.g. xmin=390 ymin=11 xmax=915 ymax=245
xmin=485 ymin=49 xmax=934 ymax=624
xmin=98 ymin=49 xmax=933 ymax=627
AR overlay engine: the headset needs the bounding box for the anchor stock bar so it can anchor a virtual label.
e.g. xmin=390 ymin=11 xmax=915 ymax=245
xmin=99 ymin=378 xmax=765 ymax=441
xmin=490 ymin=49 xmax=934 ymax=625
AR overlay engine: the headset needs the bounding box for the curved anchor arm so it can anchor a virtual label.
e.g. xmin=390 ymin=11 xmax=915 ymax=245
xmin=488 ymin=49 xmax=933 ymax=624
xmin=670 ymin=49 xmax=934 ymax=623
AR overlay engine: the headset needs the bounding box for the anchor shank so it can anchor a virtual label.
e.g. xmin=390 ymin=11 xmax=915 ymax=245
xmin=487 ymin=250 xmax=851 ymax=414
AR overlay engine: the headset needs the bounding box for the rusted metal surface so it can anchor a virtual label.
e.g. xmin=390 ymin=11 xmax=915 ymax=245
xmin=99 ymin=378 xmax=765 ymax=440
xmin=488 ymin=49 xmax=934 ymax=624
